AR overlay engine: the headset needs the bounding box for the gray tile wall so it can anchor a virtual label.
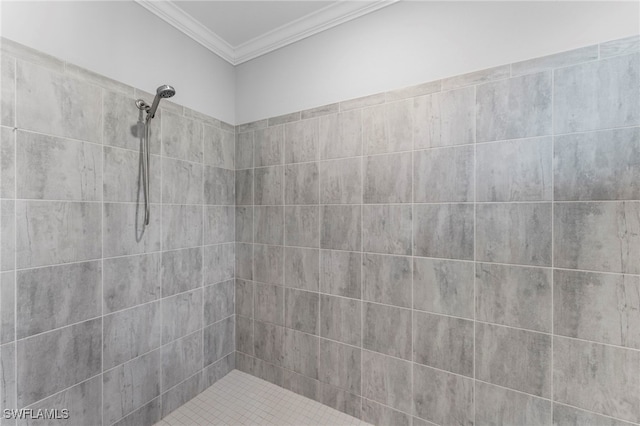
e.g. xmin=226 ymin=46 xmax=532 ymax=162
xmin=0 ymin=38 xmax=235 ymax=426
xmin=234 ymin=34 xmax=640 ymax=426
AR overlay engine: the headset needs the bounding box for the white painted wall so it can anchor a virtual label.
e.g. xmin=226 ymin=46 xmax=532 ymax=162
xmin=0 ymin=0 xmax=236 ymax=124
xmin=235 ymin=1 xmax=640 ymax=124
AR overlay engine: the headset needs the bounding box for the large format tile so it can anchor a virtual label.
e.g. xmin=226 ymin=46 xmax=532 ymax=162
xmin=161 ymin=331 xmax=203 ymax=390
xmin=285 ymin=288 xmax=319 ymax=335
xmin=16 ymin=61 xmax=102 ymax=143
xmin=475 ymin=381 xmax=551 ymax=426
xmin=414 ymin=146 xmax=474 ymax=202
xmin=254 ymin=244 xmax=284 ymax=285
xmin=162 ymin=289 xmax=203 ymax=344
xmin=204 ymin=280 xmax=234 ymax=325
xmin=476 ymin=322 xmax=551 ymax=397
xmin=205 ymin=205 xmax=235 ymax=244
xmin=364 ymin=153 xmax=412 ymax=203
xmin=554 ymin=53 xmax=639 ymax=134
xmin=319 ymin=295 xmax=361 ymax=346
xmin=285 ymin=162 xmax=318 ymax=205
xmin=16 ymin=131 xmax=102 ymax=201
xmin=363 ymin=302 xmax=411 ymax=360
xmin=161 ymin=373 xmax=203 ymax=418
xmin=362 ymin=399 xmax=411 ymax=426
xmin=253 ymin=321 xmax=284 ymax=366
xmin=162 ymin=204 xmax=203 ymax=250
xmin=1 ymin=201 xmax=14 ymax=272
xmin=554 ymin=202 xmax=640 ymax=274
xmin=236 ymin=315 xmax=254 ymax=355
xmin=161 ymin=111 xmax=203 ymax=163
xmin=554 ymin=336 xmax=640 ymax=423
xmin=320 ymin=250 xmax=361 ymax=299
xmin=476 ymin=203 xmax=552 ymax=266
xmin=362 ymin=350 xmax=411 ymax=413
xmin=362 ymin=253 xmax=411 ymax=308
xmin=17 ymin=201 xmax=101 ymax=268
xmin=162 ymin=247 xmax=203 ymax=297
xmin=283 ymin=328 xmax=318 ymax=379
xmin=16 ymin=261 xmax=101 ymax=338
xmin=104 ymin=253 xmax=161 ymax=313
xmin=285 ymin=206 xmax=319 ymax=248
xmin=511 ymin=45 xmax=598 ymax=76
xmin=319 ymin=111 xmax=362 ymax=160
xmin=1 ymin=56 xmax=15 ymax=127
xmin=254 ymin=126 xmax=283 ymax=167
xmin=0 ymin=126 xmax=15 ymax=199
xmin=204 ymin=243 xmax=234 ymax=285
xmin=103 ymin=203 xmax=161 ymax=257
xmin=413 ymin=204 xmax=474 ymax=260
xmin=235 ymin=206 xmax=253 ymax=243
xmin=162 ymin=157 xmax=203 ymax=205
xmin=320 ymin=205 xmax=361 ymax=251
xmin=320 ymin=157 xmax=362 ymax=204
xmin=284 ymin=118 xmax=319 ymax=164
xmin=204 ymin=124 xmax=234 ymax=169
xmin=554 ymin=127 xmax=640 ymax=201
xmin=254 ymin=282 xmax=284 ymax=325
xmin=553 ymin=403 xmax=637 ymax=426
xmin=204 ymin=316 xmax=235 ymax=366
xmin=235 ymin=280 xmax=253 ymax=319
xmin=318 ymin=339 xmax=360 ymax=395
xmin=17 ymin=319 xmax=101 ymax=406
xmin=477 ymin=71 xmax=552 ymax=142
xmin=600 ymin=35 xmax=640 ymax=59
xmin=476 ymin=263 xmax=552 ymax=332
xmin=254 ymin=165 xmax=283 ymax=205
xmin=363 ymin=100 xmax=412 ymax=154
xmin=236 ymin=131 xmax=253 ymax=170
xmin=0 ymin=273 xmax=14 ymax=345
xmin=554 ymin=269 xmax=640 ymax=349
xmin=476 ymin=137 xmax=552 ymax=202
xmin=413 ymin=311 xmax=474 ymax=376
xmin=235 ymin=169 xmax=253 ymax=205
xmin=363 ymin=205 xmax=412 ymax=255
xmin=284 ymin=247 xmax=319 ymax=292
xmin=103 ymin=90 xmax=160 ymax=153
xmin=0 ymin=342 xmax=16 ymax=418
xmin=320 ymin=382 xmax=361 ymax=418
xmin=254 ymin=206 xmax=284 ymax=245
xmin=103 ymin=145 xmax=160 ymax=203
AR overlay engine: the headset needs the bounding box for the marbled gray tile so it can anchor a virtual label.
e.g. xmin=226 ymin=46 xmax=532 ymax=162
xmin=554 ymin=336 xmax=640 ymax=423
xmin=554 ymin=127 xmax=640 ymax=201
xmin=16 ymin=61 xmax=102 ymax=143
xmin=112 ymin=398 xmax=160 ymax=426
xmin=204 ymin=124 xmax=234 ymax=169
xmin=205 ymin=205 xmax=234 ymax=244
xmin=385 ymin=79 xmax=441 ymax=102
xmin=340 ymin=93 xmax=385 ymax=111
xmin=320 ymin=250 xmax=361 ymax=299
xmin=413 ymin=311 xmax=473 ymax=376
xmin=413 ymin=257 xmax=473 ymax=319
xmin=161 ymin=331 xmax=202 ymax=391
xmin=237 ymin=120 xmax=267 ymax=133
xmin=104 ymin=253 xmax=161 ymax=313
xmin=236 ymin=315 xmax=254 ymax=355
xmin=162 ymin=204 xmax=203 ymax=250
xmin=476 ymin=322 xmax=551 ymax=397
xmin=285 ymin=162 xmax=318 ymax=204
xmin=204 ymin=280 xmax=234 ymax=325
xmin=204 ymin=243 xmax=234 ymax=285
xmin=476 ymin=262 xmax=552 ymax=332
xmin=1 ymin=38 xmax=65 ymax=72
xmin=0 ymin=127 xmax=15 ymax=199
xmin=320 ymin=295 xmax=361 ymax=346
xmin=103 ymin=349 xmax=160 ymax=425
xmin=320 ymin=383 xmax=361 ymax=418
xmin=283 ymin=370 xmax=320 ymax=402
xmin=17 ymin=318 xmax=101 ymax=406
xmin=236 ymin=131 xmax=254 ymax=170
xmin=301 ymin=103 xmax=339 ymax=120
xmin=235 ymin=280 xmax=253 ymax=318
xmin=362 ymin=399 xmax=411 ymax=426
xmin=284 ymin=247 xmax=319 ymax=292
xmin=254 ymin=206 xmax=283 ymax=245
xmin=362 ymin=253 xmax=411 ymax=308
xmin=254 ymin=282 xmax=284 ymax=325
xmin=103 ymin=302 xmax=161 ymax=370
xmin=16 ymin=261 xmax=101 ymax=338
xmin=363 ymin=204 xmax=412 ymax=255
xmin=414 ymin=86 xmax=474 ymax=149
xmin=1 ymin=56 xmax=14 ymax=127
xmin=363 ymin=302 xmax=411 ymax=360
xmin=65 ymin=61 xmax=134 ymax=95
xmin=254 ymin=244 xmax=284 ymax=285
xmin=235 ymin=243 xmax=253 ymax=281
xmin=320 ymin=205 xmax=361 ymax=251
xmin=0 ymin=342 xmax=16 ymax=420
xmin=161 ymin=373 xmax=203 ymax=418
xmin=236 ymin=206 xmax=253 ymax=243
xmin=162 ymin=289 xmax=203 ymax=344
xmin=364 ymin=152 xmax=412 ymax=203
xmin=103 ymin=90 xmax=160 ymax=154
xmin=162 ymin=157 xmax=202 ymax=205
xmin=285 ymin=206 xmax=319 ymax=248
xmin=203 ymin=353 xmax=234 ymax=388
xmin=252 ymin=357 xmax=284 ymax=387
xmin=600 ymin=35 xmax=640 ymax=59
xmin=285 ymin=118 xmax=319 ymax=164
xmin=254 ymin=321 xmax=284 ymax=366
xmin=270 ymin=111 xmax=300 ymax=126
xmin=477 ymin=136 xmax=552 ymax=202
xmin=285 ymin=288 xmax=319 ymax=335
xmin=476 ymin=202 xmax=552 ymax=266
xmin=103 ymin=145 xmax=160 ymax=203
xmin=17 ymin=201 xmax=101 ymax=268
xmin=283 ymin=328 xmax=318 ymax=379
xmin=320 ymin=157 xmax=362 ymax=204
xmin=319 ymin=111 xmax=362 ymax=160
xmin=254 ymin=125 xmax=283 ymax=167
xmin=413 ymin=204 xmax=474 ymax=260
xmin=318 ymin=339 xmax=360 ymax=395
xmin=103 ymin=202 xmax=161 ymax=258
xmin=554 ymin=53 xmax=639 ymax=134
xmin=0 ymin=201 xmax=14 ymax=272
xmin=512 ymin=45 xmax=599 ymax=76
xmin=363 ymin=100 xmax=413 ymax=154
xmin=553 ymin=403 xmax=636 ymax=426
xmin=414 ymin=145 xmax=474 ymax=202
xmin=162 ymin=247 xmax=203 ymax=297
xmin=554 ymin=269 xmax=640 ymax=349
xmin=161 ymin=111 xmax=203 ymax=163
xmin=255 ymin=165 xmax=283 ymax=205
xmin=235 ymin=169 xmax=253 ymax=205
xmin=413 ymin=364 xmax=474 ymax=426
xmin=204 ymin=166 xmax=235 ymax=205
xmin=477 ymin=71 xmax=552 ymax=142
xmin=204 ymin=316 xmax=235 ymax=366
xmin=16 ymin=131 xmax=101 ymax=201
xmin=554 ymin=202 xmax=640 ymax=274
xmin=362 ymin=350 xmax=411 ymax=413
xmin=441 ymin=64 xmax=510 ymax=90
xmin=0 ymin=273 xmax=14 ymax=345
xmin=476 ymin=381 xmax=551 ymax=426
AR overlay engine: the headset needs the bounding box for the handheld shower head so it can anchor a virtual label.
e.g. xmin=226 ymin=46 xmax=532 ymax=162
xmin=147 ymin=85 xmax=176 ymax=119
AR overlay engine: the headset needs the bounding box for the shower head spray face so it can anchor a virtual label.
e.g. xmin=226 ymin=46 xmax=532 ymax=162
xmin=147 ymin=85 xmax=176 ymax=119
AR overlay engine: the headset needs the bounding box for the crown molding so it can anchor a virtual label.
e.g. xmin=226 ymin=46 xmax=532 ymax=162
xmin=135 ymin=0 xmax=398 ymax=66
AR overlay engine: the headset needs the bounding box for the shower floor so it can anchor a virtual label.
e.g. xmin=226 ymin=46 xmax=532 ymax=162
xmin=155 ymin=370 xmax=370 ymax=426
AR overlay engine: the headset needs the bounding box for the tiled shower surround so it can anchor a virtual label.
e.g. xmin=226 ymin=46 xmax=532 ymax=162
xmin=0 ymin=39 xmax=235 ymax=425
xmin=234 ymin=35 xmax=640 ymax=426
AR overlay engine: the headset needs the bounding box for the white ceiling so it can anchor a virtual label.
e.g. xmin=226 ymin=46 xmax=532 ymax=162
xmin=135 ymin=0 xmax=397 ymax=65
